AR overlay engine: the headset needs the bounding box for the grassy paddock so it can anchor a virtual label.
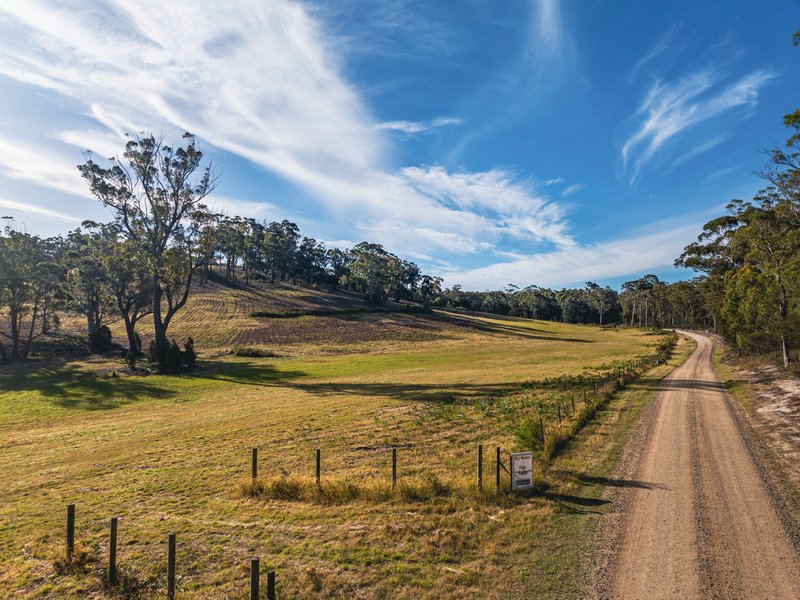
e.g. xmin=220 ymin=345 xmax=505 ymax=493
xmin=0 ymin=311 xmax=680 ymax=598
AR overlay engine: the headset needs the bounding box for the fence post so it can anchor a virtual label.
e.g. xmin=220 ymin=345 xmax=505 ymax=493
xmin=392 ymin=447 xmax=397 ymax=489
xmin=477 ymin=444 xmax=483 ymax=491
xmin=109 ymin=517 xmax=118 ymax=587
xmin=66 ymin=504 xmax=75 ymax=561
xmin=252 ymin=447 xmax=258 ymax=480
xmin=495 ymin=446 xmax=501 ymax=492
xmin=267 ymin=570 xmax=276 ymax=600
xmin=250 ymin=557 xmax=259 ymax=600
xmin=556 ymin=404 xmax=562 ymax=424
xmin=315 ymin=448 xmax=321 ymax=487
xmin=539 ymin=417 xmax=545 ymax=444
xmin=167 ymin=533 xmax=176 ymax=600
xmin=571 ymin=395 xmax=576 ymax=413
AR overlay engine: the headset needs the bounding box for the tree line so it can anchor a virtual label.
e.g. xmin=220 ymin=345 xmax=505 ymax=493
xmin=432 ymin=283 xmax=621 ymax=325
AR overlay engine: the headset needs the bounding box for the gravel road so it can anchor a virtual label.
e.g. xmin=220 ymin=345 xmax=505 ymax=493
xmin=587 ymin=331 xmax=800 ymax=599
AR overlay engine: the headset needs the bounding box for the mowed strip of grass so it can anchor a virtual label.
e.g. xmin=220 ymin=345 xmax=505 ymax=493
xmin=0 ymin=313 xmax=672 ymax=598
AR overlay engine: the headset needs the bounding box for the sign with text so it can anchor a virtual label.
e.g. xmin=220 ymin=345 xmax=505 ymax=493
xmin=510 ymin=452 xmax=534 ymax=490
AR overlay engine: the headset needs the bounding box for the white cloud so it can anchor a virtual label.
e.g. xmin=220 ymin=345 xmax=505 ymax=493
xmin=0 ymin=0 xmax=569 ymax=263
xmin=561 ymin=183 xmax=585 ymax=197
xmin=544 ymin=177 xmax=565 ymax=186
xmin=400 ymin=166 xmax=574 ymax=248
xmin=0 ymin=137 xmax=91 ymax=199
xmin=670 ymin=134 xmax=728 ymax=169
xmin=375 ymin=116 xmax=462 ymax=134
xmin=444 ymin=220 xmax=701 ymax=290
xmin=629 ymin=25 xmax=679 ymax=80
xmin=0 ymin=197 xmax=82 ymax=224
xmin=621 ymin=68 xmax=774 ymax=182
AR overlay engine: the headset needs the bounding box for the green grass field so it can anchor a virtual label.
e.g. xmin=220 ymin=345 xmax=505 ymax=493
xmin=0 ymin=288 xmax=684 ymax=599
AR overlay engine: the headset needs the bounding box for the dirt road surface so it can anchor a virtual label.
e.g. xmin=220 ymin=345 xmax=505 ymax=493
xmin=588 ymin=331 xmax=800 ymax=599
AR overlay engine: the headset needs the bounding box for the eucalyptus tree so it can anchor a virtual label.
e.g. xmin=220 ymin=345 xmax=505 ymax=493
xmin=64 ymin=224 xmax=116 ymax=350
xmin=262 ymin=220 xmax=300 ymax=283
xmin=78 ymin=133 xmax=217 ymax=361
xmin=345 ymin=242 xmax=399 ymax=303
xmin=102 ymin=234 xmax=153 ymax=355
xmin=585 ymin=282 xmax=618 ymax=325
xmin=297 ymin=237 xmax=328 ymax=284
xmin=0 ymin=230 xmax=55 ymax=359
xmin=417 ymin=274 xmax=442 ymax=307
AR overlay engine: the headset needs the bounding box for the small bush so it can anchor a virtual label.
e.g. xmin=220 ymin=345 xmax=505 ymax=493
xmin=124 ymin=351 xmax=137 ymax=370
xmin=182 ymin=337 xmax=197 ymax=368
xmin=514 ymin=416 xmax=544 ymax=453
xmin=88 ymin=325 xmax=113 ymax=353
xmin=229 ymin=347 xmax=277 ymax=358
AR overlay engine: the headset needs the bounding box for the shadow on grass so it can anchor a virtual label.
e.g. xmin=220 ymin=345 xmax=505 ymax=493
xmin=432 ymin=310 xmax=594 ymax=343
xmin=192 ymin=360 xmax=517 ymax=403
xmin=541 ymin=491 xmax=611 ymax=514
xmin=18 ymin=365 xmax=179 ymax=410
xmin=193 ymin=359 xmax=308 ymax=387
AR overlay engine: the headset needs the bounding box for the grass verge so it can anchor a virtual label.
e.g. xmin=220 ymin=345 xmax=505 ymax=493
xmin=712 ymin=340 xmax=753 ymax=410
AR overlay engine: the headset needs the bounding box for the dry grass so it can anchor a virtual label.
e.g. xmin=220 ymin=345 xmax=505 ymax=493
xmin=0 ymin=289 xmax=685 ymax=599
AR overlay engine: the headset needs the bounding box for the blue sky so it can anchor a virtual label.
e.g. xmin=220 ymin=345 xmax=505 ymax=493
xmin=0 ymin=0 xmax=798 ymax=290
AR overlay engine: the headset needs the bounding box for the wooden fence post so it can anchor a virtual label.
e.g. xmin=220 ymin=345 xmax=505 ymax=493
xmin=315 ymin=448 xmax=321 ymax=487
xmin=477 ymin=445 xmax=483 ymax=491
xmin=167 ymin=533 xmax=176 ymax=600
xmin=392 ymin=447 xmax=397 ymax=489
xmin=267 ymin=570 xmax=276 ymax=600
xmin=556 ymin=405 xmax=561 ymax=424
xmin=495 ymin=446 xmax=501 ymax=492
xmin=66 ymin=504 xmax=75 ymax=561
xmin=109 ymin=517 xmax=118 ymax=587
xmin=250 ymin=557 xmax=259 ymax=600
xmin=252 ymin=447 xmax=258 ymax=480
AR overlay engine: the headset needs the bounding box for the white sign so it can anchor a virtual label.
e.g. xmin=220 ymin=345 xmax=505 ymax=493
xmin=510 ymin=452 xmax=534 ymax=490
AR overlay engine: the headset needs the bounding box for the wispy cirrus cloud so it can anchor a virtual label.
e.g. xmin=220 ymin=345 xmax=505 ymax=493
xmin=629 ymin=24 xmax=680 ymax=81
xmin=0 ymin=197 xmax=82 ymax=224
xmin=670 ymin=134 xmax=728 ymax=170
xmin=375 ymin=116 xmax=462 ymax=134
xmin=0 ymin=0 xmax=573 ymax=265
xmin=621 ymin=67 xmax=774 ymax=182
xmin=561 ymin=183 xmax=585 ymax=197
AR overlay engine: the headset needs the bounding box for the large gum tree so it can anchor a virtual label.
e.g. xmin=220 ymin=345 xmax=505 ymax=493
xmin=78 ymin=133 xmax=217 ymax=360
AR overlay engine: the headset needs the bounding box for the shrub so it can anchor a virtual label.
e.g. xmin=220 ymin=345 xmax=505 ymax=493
xmin=147 ymin=340 xmax=158 ymax=364
xmin=514 ymin=416 xmax=544 ymax=453
xmin=229 ymin=347 xmax=277 ymax=358
xmin=182 ymin=337 xmax=197 ymax=368
xmin=164 ymin=340 xmax=182 ymax=373
xmin=124 ymin=351 xmax=137 ymax=370
xmin=88 ymin=325 xmax=113 ymax=353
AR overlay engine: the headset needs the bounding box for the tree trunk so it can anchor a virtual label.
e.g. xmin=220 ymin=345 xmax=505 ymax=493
xmin=124 ymin=313 xmax=139 ymax=355
xmin=153 ymin=285 xmax=167 ymax=358
xmin=781 ymin=336 xmax=791 ymax=369
xmin=23 ymin=303 xmax=39 ymax=358
xmin=10 ymin=306 xmax=20 ymax=360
